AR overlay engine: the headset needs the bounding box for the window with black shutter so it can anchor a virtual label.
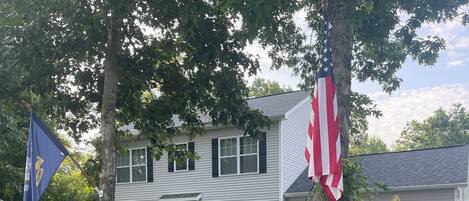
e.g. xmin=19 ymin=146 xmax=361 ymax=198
xmin=212 ymin=138 xmax=219 ymax=177
xmin=147 ymin=147 xmax=154 ymax=182
xmin=116 ymin=147 xmax=148 ymax=183
xmin=213 ymin=134 xmax=267 ymax=177
xmin=168 ymin=142 xmax=195 ymax=172
xmin=188 ymin=142 xmax=195 ymax=170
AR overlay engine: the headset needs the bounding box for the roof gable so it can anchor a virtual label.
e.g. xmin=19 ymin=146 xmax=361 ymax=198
xmin=247 ymin=91 xmax=309 ymax=117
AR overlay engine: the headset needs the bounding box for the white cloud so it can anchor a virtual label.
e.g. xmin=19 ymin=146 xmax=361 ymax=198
xmin=452 ymin=36 xmax=469 ymax=49
xmin=447 ymin=59 xmax=466 ymax=67
xmin=367 ymin=84 xmax=469 ymax=148
xmin=420 ymin=9 xmax=469 ymax=69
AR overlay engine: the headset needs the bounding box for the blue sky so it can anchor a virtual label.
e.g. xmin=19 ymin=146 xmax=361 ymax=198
xmin=355 ymin=19 xmax=469 ymax=94
xmin=248 ymin=9 xmax=469 ymax=147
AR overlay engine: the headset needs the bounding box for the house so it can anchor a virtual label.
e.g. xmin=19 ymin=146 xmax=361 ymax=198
xmin=115 ymin=91 xmax=312 ymax=201
xmin=116 ymin=90 xmax=469 ymax=201
xmin=285 ymin=145 xmax=469 ymax=201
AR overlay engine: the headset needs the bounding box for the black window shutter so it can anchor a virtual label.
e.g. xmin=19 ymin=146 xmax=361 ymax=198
xmin=211 ymin=138 xmax=219 ymax=177
xmin=259 ymin=133 xmax=267 ymax=174
xmin=188 ymin=142 xmax=195 ymax=170
xmin=147 ymin=147 xmax=154 ymax=182
xmin=168 ymin=149 xmax=174 ymax=172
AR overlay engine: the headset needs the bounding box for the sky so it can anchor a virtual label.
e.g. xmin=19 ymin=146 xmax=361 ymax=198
xmin=246 ymin=9 xmax=469 ymax=148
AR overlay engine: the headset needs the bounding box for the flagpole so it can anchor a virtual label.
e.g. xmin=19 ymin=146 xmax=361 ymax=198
xmin=22 ymin=101 xmax=103 ymax=197
xmin=67 ymin=154 xmax=103 ymax=197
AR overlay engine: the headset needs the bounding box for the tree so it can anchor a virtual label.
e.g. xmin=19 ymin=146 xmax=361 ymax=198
xmin=0 ymin=107 xmax=27 ymax=201
xmin=248 ymin=78 xmax=292 ymax=97
xmin=42 ymin=156 xmax=99 ymax=201
xmin=396 ymin=104 xmax=469 ymax=151
xmin=1 ymin=1 xmax=269 ymax=200
xmin=391 ymin=194 xmax=401 ymax=201
xmin=221 ymin=0 xmax=468 ymax=200
xmin=350 ymin=134 xmax=388 ymax=155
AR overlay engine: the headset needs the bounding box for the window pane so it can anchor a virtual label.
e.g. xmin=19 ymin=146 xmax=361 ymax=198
xmin=117 ymin=167 xmax=130 ymax=183
xmin=176 ymin=158 xmax=188 ymax=171
xmin=220 ymin=138 xmax=237 ymax=156
xmin=241 ymin=136 xmax=257 ymax=154
xmin=132 ymin=166 xmax=146 ymax=182
xmin=175 ymin=144 xmax=188 ymax=171
xmin=220 ymin=157 xmax=237 ymax=175
xmin=117 ymin=150 xmax=130 ymax=167
xmin=240 ymin=155 xmax=258 ymax=173
xmin=132 ymin=149 xmax=146 ymax=165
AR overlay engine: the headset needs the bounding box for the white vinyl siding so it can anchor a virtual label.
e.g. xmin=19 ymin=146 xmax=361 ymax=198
xmin=115 ymin=122 xmax=280 ymax=201
xmin=280 ymin=97 xmax=310 ymax=194
xmin=367 ymin=188 xmax=456 ymax=201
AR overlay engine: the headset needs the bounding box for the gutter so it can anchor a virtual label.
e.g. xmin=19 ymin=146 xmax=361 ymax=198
xmin=283 ymin=183 xmax=468 ymax=198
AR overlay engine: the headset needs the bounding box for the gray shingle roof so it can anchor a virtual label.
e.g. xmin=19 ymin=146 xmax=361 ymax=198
xmin=286 ymin=145 xmax=469 ymax=193
xmin=247 ymin=90 xmax=309 ymax=117
xmin=173 ymin=91 xmax=309 ymax=126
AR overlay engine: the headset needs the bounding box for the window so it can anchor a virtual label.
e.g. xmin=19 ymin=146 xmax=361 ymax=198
xmin=219 ymin=136 xmax=258 ymax=175
xmin=117 ymin=148 xmax=147 ymax=183
xmin=174 ymin=143 xmax=188 ymax=172
xmin=240 ymin=136 xmax=258 ymax=173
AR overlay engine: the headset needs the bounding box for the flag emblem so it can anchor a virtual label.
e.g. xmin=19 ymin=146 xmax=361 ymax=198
xmin=35 ymin=156 xmax=44 ymax=187
xmin=304 ymin=9 xmax=344 ymax=201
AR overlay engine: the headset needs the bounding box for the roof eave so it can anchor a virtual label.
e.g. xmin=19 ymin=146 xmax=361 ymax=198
xmin=284 ymin=182 xmax=467 ymax=198
xmin=378 ymin=183 xmax=467 ymax=192
xmin=126 ymin=114 xmax=285 ymax=141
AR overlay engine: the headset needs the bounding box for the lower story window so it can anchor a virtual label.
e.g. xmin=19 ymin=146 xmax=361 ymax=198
xmin=117 ymin=148 xmax=147 ymax=183
xmin=219 ymin=136 xmax=258 ymax=175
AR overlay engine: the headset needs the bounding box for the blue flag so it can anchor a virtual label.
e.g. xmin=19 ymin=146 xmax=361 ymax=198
xmin=23 ymin=113 xmax=69 ymax=201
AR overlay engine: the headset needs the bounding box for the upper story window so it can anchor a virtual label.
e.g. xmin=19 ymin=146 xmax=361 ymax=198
xmin=117 ymin=147 xmax=147 ymax=183
xmin=174 ymin=143 xmax=189 ymax=172
xmin=168 ymin=142 xmax=195 ymax=172
xmin=219 ymin=136 xmax=258 ymax=176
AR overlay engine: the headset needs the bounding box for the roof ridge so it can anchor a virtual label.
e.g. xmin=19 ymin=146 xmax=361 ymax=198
xmin=352 ymin=144 xmax=467 ymax=157
xmin=247 ymin=90 xmax=309 ymax=100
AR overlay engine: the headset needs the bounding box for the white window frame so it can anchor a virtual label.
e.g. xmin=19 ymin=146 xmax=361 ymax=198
xmin=173 ymin=143 xmax=189 ymax=172
xmin=117 ymin=147 xmax=147 ymax=184
xmin=218 ymin=135 xmax=259 ymax=176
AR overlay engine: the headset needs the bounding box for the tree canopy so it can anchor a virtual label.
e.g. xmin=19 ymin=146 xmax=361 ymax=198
xmin=1 ymin=0 xmax=270 ymax=199
xmin=222 ymin=0 xmax=468 ymax=200
xmin=396 ymin=104 xmax=469 ymax=151
xmin=42 ymin=156 xmax=98 ymax=201
xmin=350 ymin=134 xmax=388 ymax=155
xmin=248 ymin=78 xmax=292 ymax=97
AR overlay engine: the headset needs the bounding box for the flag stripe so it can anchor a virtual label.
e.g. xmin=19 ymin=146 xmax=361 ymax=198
xmin=325 ymin=77 xmax=337 ymax=174
xmin=318 ymin=78 xmax=330 ymax=174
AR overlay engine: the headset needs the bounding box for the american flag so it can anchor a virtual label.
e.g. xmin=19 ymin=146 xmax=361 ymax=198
xmin=304 ymin=10 xmax=343 ymax=201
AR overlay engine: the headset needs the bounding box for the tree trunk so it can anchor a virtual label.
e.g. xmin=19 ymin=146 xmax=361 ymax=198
xmin=100 ymin=2 xmax=123 ymax=201
xmin=328 ymin=0 xmax=354 ymax=159
xmin=328 ymin=0 xmax=355 ymax=200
